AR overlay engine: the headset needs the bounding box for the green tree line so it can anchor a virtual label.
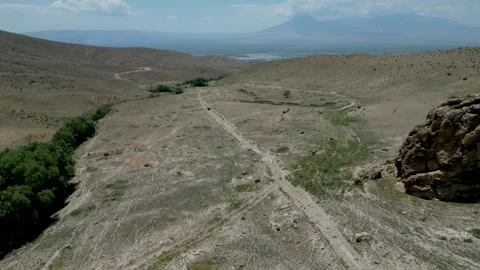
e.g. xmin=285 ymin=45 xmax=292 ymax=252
xmin=0 ymin=105 xmax=111 ymax=258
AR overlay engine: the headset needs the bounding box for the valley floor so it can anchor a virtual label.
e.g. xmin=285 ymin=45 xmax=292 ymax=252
xmin=2 ymin=47 xmax=480 ymax=269
xmin=2 ymin=82 xmax=480 ymax=270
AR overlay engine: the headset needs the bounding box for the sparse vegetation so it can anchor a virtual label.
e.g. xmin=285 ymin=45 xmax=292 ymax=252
xmin=228 ymin=199 xmax=244 ymax=211
xmin=148 ymin=93 xmax=161 ymax=99
xmin=238 ymin=118 xmax=252 ymax=125
xmin=283 ymin=90 xmax=291 ymax=98
xmin=0 ymin=106 xmax=110 ymax=258
xmin=291 ymin=140 xmax=368 ymax=196
xmin=193 ymin=125 xmax=213 ymax=130
xmin=470 ymin=229 xmax=480 ymax=239
xmin=275 ymin=146 xmax=290 ymax=153
xmin=220 ymin=157 xmax=239 ymax=185
xmin=266 ymin=168 xmax=273 ymax=177
xmin=90 ymin=105 xmax=112 ymax=121
xmin=70 ymin=204 xmax=96 ymax=216
xmin=5 ymin=109 xmax=62 ymax=128
xmin=147 ymin=84 xmax=183 ymax=94
xmin=104 ymin=180 xmax=130 ymax=201
xmin=174 ymin=87 xmax=184 ymax=94
xmin=148 ymin=84 xmax=172 ymax=93
xmin=234 ymin=184 xmax=252 ymax=192
xmin=152 ymin=251 xmax=180 ymax=270
xmin=329 ymin=114 xmax=360 ymax=127
xmin=183 ymin=76 xmax=223 ymax=87
xmin=185 ymin=77 xmax=209 ymax=87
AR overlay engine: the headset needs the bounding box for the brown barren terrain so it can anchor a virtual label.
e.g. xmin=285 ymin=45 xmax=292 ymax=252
xmin=1 ymin=31 xmax=480 ymax=269
xmin=0 ymin=31 xmax=244 ymax=148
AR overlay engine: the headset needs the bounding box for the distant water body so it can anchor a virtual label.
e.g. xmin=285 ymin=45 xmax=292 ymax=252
xmin=230 ymin=53 xmax=319 ymax=62
xmin=228 ymin=46 xmax=446 ymax=62
xmin=230 ymin=51 xmax=415 ymax=62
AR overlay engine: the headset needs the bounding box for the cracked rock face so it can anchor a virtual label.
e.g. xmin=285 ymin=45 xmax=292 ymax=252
xmin=395 ymin=95 xmax=480 ymax=203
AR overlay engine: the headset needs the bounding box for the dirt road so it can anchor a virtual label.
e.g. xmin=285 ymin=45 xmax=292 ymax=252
xmin=114 ymin=67 xmax=152 ymax=80
xmin=197 ymin=89 xmax=367 ymax=269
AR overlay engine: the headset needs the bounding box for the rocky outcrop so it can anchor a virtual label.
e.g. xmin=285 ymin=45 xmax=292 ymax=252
xmin=395 ymin=95 xmax=480 ymax=202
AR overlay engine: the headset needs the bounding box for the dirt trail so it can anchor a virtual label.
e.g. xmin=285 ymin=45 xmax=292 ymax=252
xmin=329 ymin=92 xmax=358 ymax=112
xmin=114 ymin=67 xmax=152 ymax=80
xmin=198 ymin=89 xmax=368 ymax=270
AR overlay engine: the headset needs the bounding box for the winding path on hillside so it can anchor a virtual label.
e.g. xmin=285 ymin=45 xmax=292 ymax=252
xmin=114 ymin=67 xmax=152 ymax=80
xmin=197 ymin=89 xmax=367 ymax=270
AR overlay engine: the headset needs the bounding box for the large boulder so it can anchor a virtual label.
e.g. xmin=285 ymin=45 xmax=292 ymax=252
xmin=395 ymin=95 xmax=480 ymax=202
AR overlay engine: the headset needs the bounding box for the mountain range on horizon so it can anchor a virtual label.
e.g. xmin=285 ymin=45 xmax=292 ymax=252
xmin=23 ymin=13 xmax=480 ymax=55
xmin=259 ymin=13 xmax=480 ymax=37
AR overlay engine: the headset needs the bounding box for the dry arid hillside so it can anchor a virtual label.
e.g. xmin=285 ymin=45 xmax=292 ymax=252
xmin=1 ymin=36 xmax=480 ymax=270
xmin=0 ymin=31 xmax=245 ymax=148
xmin=228 ymin=47 xmax=480 ymax=141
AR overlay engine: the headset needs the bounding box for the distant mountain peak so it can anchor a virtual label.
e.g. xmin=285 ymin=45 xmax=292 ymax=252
xmin=257 ymin=14 xmax=322 ymax=35
xmin=288 ymin=14 xmax=320 ymax=23
xmin=258 ymin=12 xmax=479 ymax=38
xmin=24 ymin=12 xmax=480 ymax=52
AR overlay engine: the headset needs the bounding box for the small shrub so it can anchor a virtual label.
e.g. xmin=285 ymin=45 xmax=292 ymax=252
xmin=173 ymin=87 xmax=183 ymax=94
xmin=330 ymin=114 xmax=360 ymax=127
xmin=91 ymin=105 xmax=112 ymax=121
xmin=147 ymin=84 xmax=183 ymax=94
xmin=470 ymin=229 xmax=480 ymax=239
xmin=152 ymin=251 xmax=180 ymax=270
xmin=283 ymin=90 xmax=291 ymax=98
xmin=234 ymin=184 xmax=252 ymax=192
xmin=104 ymin=180 xmax=129 ymax=201
xmin=192 ymin=125 xmax=212 ymax=130
xmin=275 ymin=146 xmax=290 ymax=153
xmin=228 ymin=199 xmax=243 ymax=211
xmin=70 ymin=204 xmax=95 ymax=216
xmin=148 ymin=84 xmax=173 ymax=93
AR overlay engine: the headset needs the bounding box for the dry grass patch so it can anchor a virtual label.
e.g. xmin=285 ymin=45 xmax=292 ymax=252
xmin=291 ymin=140 xmax=368 ymax=196
xmin=70 ymin=204 xmax=96 ymax=216
xmin=103 ymin=180 xmax=130 ymax=201
xmin=228 ymin=199 xmax=244 ymax=211
xmin=234 ymin=184 xmax=253 ymax=192
xmin=274 ymin=146 xmax=290 ymax=153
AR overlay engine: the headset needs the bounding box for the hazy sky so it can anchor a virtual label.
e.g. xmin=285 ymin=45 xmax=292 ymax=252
xmin=1 ymin=0 xmax=480 ymax=33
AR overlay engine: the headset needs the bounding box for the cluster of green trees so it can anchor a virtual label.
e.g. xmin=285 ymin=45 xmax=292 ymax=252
xmin=147 ymin=84 xmax=183 ymax=94
xmin=184 ymin=76 xmax=225 ymax=87
xmin=0 ymin=105 xmax=111 ymax=258
xmin=184 ymin=77 xmax=210 ymax=87
xmin=147 ymin=77 xmax=222 ymax=95
xmin=146 ymin=76 xmax=223 ymax=96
